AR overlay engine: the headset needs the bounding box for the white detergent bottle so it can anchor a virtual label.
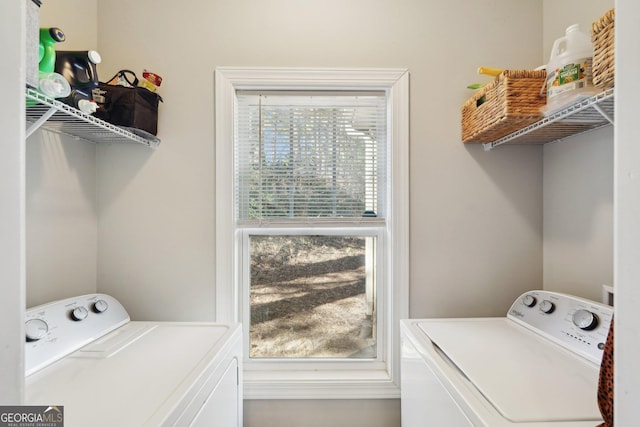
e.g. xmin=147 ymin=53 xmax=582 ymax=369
xmin=544 ymin=24 xmax=598 ymax=115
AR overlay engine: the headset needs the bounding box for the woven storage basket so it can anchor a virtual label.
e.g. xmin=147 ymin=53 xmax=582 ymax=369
xmin=462 ymin=70 xmax=546 ymax=143
xmin=592 ymin=8 xmax=615 ymax=89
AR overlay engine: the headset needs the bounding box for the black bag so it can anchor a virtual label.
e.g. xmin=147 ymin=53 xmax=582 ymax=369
xmin=93 ymin=70 xmax=163 ymax=136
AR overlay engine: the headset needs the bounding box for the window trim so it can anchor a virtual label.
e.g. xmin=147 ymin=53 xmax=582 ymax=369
xmin=215 ymin=67 xmax=409 ymax=399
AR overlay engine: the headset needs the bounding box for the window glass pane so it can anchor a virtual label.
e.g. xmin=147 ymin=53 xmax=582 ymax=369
xmin=249 ymin=235 xmax=376 ymax=359
xmin=235 ymin=92 xmax=387 ymax=221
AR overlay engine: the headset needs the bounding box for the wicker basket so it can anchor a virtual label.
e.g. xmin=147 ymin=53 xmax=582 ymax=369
xmin=462 ymin=70 xmax=546 ymax=143
xmin=592 ymin=9 xmax=615 ymax=89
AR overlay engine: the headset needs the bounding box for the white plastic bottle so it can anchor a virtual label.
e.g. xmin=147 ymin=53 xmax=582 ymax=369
xmin=38 ymin=71 xmax=71 ymax=99
xmin=77 ymin=99 xmax=97 ymax=115
xmin=544 ymin=24 xmax=598 ymax=115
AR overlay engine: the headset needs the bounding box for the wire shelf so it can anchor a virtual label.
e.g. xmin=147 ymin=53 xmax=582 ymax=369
xmin=25 ymin=87 xmax=160 ymax=148
xmin=482 ymin=88 xmax=614 ymax=151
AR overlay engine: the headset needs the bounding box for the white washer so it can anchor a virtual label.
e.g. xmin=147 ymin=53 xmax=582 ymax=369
xmin=401 ymin=291 xmax=613 ymax=426
xmin=24 ymin=294 xmax=243 ymax=427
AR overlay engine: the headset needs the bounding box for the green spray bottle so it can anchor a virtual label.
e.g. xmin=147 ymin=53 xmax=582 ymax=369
xmin=39 ymin=27 xmax=65 ymax=74
xmin=28 ymin=27 xmax=66 ymax=106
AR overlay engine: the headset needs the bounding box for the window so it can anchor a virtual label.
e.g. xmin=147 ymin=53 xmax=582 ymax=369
xmin=235 ymin=91 xmax=386 ymax=222
xmin=215 ymin=68 xmax=409 ymax=399
xmin=246 ymin=233 xmax=378 ymax=359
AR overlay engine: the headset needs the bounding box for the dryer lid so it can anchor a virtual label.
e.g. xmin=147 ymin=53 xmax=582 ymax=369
xmin=418 ymin=318 xmax=602 ymax=423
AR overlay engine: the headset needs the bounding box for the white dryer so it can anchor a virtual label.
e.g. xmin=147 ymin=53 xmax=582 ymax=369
xmin=401 ymin=291 xmax=613 ymax=426
xmin=24 ymin=294 xmax=242 ymax=427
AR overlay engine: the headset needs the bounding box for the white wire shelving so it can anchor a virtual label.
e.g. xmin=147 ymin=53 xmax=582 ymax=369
xmin=482 ymin=87 xmax=614 ymax=151
xmin=25 ymin=87 xmax=160 ymax=149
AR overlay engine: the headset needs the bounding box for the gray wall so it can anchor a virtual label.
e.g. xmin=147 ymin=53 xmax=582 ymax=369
xmin=543 ymin=127 xmax=614 ymax=302
xmin=615 ymin=0 xmax=640 ymax=421
xmin=26 ymin=133 xmax=98 ymax=305
xmin=0 ymin=0 xmax=26 ymax=404
xmin=542 ymin=0 xmax=615 ymax=302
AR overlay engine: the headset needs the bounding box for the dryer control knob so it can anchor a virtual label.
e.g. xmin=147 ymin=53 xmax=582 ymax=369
xmin=539 ymin=300 xmax=555 ymax=314
xmin=522 ymin=295 xmax=537 ymax=307
xmin=71 ymin=306 xmax=89 ymax=321
xmin=572 ymin=309 xmax=598 ymax=330
xmin=93 ymin=299 xmax=109 ymax=313
xmin=25 ymin=318 xmax=49 ymax=341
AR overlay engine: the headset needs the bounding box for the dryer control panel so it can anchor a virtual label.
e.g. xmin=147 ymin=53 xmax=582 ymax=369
xmin=25 ymin=293 xmax=130 ymax=376
xmin=507 ymin=290 xmax=613 ymax=364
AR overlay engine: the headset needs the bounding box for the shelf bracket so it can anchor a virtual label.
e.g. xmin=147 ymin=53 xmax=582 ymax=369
xmin=592 ymin=103 xmax=614 ymax=125
xmin=26 ymin=107 xmax=56 ymax=138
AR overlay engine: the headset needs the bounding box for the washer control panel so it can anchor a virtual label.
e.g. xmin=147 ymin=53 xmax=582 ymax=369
xmin=507 ymin=290 xmax=613 ymax=364
xmin=25 ymin=294 xmax=130 ymax=376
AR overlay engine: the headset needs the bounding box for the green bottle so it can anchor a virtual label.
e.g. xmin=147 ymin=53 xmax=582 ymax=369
xmin=39 ymin=27 xmax=65 ymax=74
xmin=28 ymin=28 xmax=65 ymax=106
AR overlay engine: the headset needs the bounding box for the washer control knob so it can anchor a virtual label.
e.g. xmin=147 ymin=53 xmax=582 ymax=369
xmin=71 ymin=306 xmax=89 ymax=321
xmin=522 ymin=295 xmax=537 ymax=307
xmin=93 ymin=299 xmax=109 ymax=313
xmin=572 ymin=309 xmax=599 ymax=330
xmin=25 ymin=318 xmax=49 ymax=341
xmin=539 ymin=300 xmax=555 ymax=314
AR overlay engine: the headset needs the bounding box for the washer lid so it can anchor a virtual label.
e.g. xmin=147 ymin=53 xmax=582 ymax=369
xmin=26 ymin=322 xmax=239 ymax=427
xmin=417 ymin=318 xmax=601 ymax=423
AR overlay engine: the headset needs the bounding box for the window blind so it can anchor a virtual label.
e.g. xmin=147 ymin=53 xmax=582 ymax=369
xmin=235 ymin=91 xmax=388 ymax=222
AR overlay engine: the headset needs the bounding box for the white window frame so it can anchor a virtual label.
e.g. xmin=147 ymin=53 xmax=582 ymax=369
xmin=215 ymin=67 xmax=409 ymax=399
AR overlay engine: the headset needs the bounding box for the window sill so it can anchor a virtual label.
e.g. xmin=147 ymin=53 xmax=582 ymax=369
xmin=243 ymin=368 xmax=400 ymax=399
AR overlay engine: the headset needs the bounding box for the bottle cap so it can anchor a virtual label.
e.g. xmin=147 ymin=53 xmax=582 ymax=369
xmin=78 ymin=99 xmax=97 ymax=114
xmin=142 ymin=70 xmax=162 ymax=87
xmin=39 ymin=72 xmax=71 ymax=98
xmin=88 ymin=50 xmax=102 ymax=64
